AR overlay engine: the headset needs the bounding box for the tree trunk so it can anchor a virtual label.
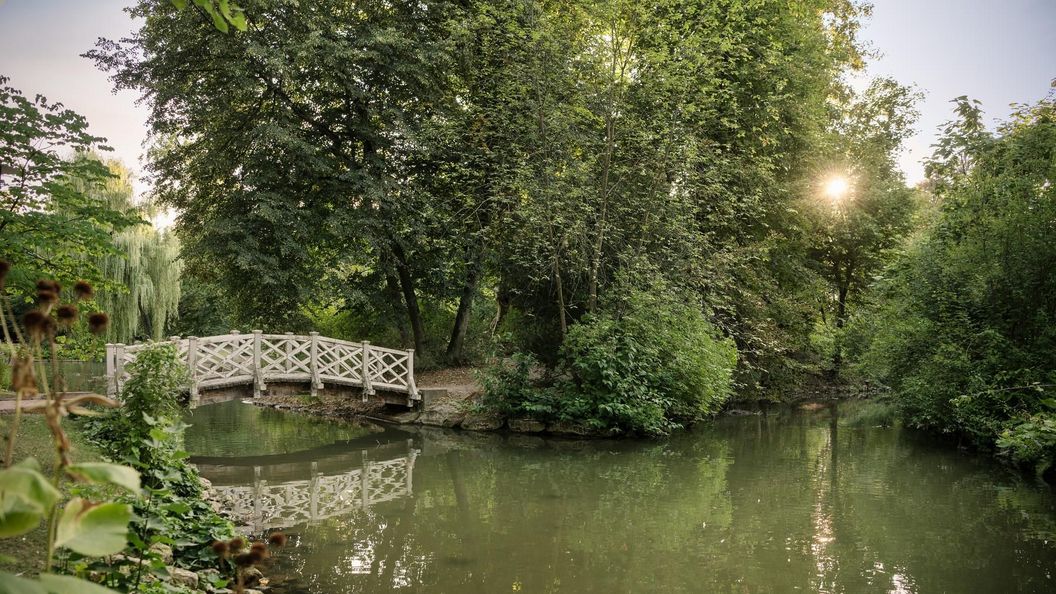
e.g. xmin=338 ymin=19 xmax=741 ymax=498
xmin=490 ymin=282 xmax=511 ymax=333
xmin=445 ymin=246 xmax=483 ymax=365
xmin=553 ymin=251 xmax=567 ymax=337
xmin=385 ymin=272 xmax=411 ymax=347
xmin=392 ymin=243 xmax=426 ymax=355
xmin=831 ymin=265 xmax=852 ymax=375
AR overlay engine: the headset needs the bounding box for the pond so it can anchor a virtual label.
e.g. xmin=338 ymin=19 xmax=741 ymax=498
xmin=184 ymin=400 xmax=1056 ymax=593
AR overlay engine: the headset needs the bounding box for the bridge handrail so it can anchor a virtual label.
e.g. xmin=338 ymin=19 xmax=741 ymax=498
xmin=106 ymin=331 xmax=419 ymax=406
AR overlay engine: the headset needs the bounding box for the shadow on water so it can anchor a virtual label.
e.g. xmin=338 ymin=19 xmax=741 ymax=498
xmin=186 ymin=400 xmax=1056 ymax=594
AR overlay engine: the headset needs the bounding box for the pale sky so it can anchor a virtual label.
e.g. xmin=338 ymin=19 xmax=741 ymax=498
xmin=0 ymin=0 xmax=1053 ymax=194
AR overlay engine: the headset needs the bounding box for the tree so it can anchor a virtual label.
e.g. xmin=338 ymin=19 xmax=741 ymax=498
xmin=91 ymin=0 xmax=874 ymax=383
xmin=82 ymin=160 xmax=183 ymax=343
xmin=0 ymin=78 xmax=137 ymax=290
xmin=853 ymin=90 xmax=1056 ymax=470
xmin=806 ymin=78 xmax=921 ymax=375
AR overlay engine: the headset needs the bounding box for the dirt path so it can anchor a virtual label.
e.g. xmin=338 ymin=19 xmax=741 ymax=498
xmin=416 ymin=366 xmax=481 ymax=398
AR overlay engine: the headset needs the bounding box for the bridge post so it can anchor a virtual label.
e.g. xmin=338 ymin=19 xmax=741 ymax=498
xmin=361 ymin=341 xmax=374 ymax=400
xmin=187 ymin=336 xmax=200 ymax=407
xmin=114 ymin=343 xmax=126 ymax=396
xmin=284 ymin=332 xmax=294 ymax=374
xmin=252 ymin=330 xmax=263 ymax=398
xmin=361 ymin=459 xmax=372 ymax=507
xmin=105 ymin=343 xmax=115 ymax=397
xmin=253 ymin=466 xmax=265 ymax=533
xmin=309 ymin=332 xmax=320 ymax=397
xmin=309 ymin=461 xmax=319 ymax=523
xmin=405 ymin=448 xmax=417 ymax=494
xmin=406 ymin=349 xmax=418 ymax=406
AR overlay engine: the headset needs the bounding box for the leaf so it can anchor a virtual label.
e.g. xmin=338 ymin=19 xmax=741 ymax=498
xmin=0 ymin=507 xmax=41 ymax=539
xmin=67 ymin=463 xmax=141 ymax=494
xmin=0 ymin=572 xmax=47 ymax=594
xmin=171 ymin=0 xmax=188 ymax=9
xmin=55 ymin=498 xmax=132 ymax=557
xmin=37 ymin=574 xmax=120 ymax=594
xmin=0 ymin=462 xmax=61 ymax=537
xmin=209 ymin=9 xmax=229 ymax=33
xmin=228 ymin=11 xmax=248 ymax=31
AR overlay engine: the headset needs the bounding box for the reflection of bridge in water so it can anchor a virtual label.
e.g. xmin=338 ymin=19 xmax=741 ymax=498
xmin=200 ymin=439 xmax=419 ymax=533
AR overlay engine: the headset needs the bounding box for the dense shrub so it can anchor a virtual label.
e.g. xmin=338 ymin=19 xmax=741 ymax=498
xmin=558 ymin=290 xmax=737 ymax=435
xmin=483 ymin=288 xmax=737 ymax=436
xmin=850 ymin=95 xmax=1056 ymax=471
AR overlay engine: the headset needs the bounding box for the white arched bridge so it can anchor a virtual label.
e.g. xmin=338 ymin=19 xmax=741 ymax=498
xmin=105 ymin=331 xmax=420 ymax=407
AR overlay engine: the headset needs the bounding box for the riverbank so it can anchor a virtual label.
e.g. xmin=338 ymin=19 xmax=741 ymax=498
xmin=249 ymin=366 xmax=618 ymax=437
xmin=248 ymin=367 xmax=880 ymax=437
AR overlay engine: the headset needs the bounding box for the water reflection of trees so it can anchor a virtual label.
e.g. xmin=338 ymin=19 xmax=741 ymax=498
xmin=232 ymin=409 xmax=1056 ymax=594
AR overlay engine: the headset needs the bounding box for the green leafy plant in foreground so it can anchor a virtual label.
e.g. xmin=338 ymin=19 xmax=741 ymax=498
xmin=0 ymin=266 xmax=140 ymax=593
xmin=78 ymin=342 xmax=238 ymax=590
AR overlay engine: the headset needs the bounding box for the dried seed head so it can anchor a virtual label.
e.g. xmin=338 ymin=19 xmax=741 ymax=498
xmin=228 ymin=537 xmax=245 ymax=553
xmin=56 ymin=304 xmax=78 ymax=328
xmin=22 ymin=310 xmax=53 ymax=341
xmin=87 ymin=312 xmax=109 ymax=335
xmin=267 ymin=532 xmax=287 ymax=547
xmin=211 ymin=540 xmax=229 ymax=557
xmin=11 ymin=355 xmax=38 ymax=395
xmin=234 ymin=552 xmax=254 ymax=567
xmin=35 ymin=279 xmax=59 ymax=293
xmin=247 ymin=548 xmax=265 ymax=564
xmin=250 ymin=542 xmax=268 ymax=559
xmin=36 ymin=289 xmax=58 ymax=305
xmin=73 ymin=280 xmax=94 ymax=300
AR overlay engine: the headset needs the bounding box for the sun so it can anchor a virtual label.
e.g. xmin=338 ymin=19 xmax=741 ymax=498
xmin=823 ymin=176 xmax=851 ymax=202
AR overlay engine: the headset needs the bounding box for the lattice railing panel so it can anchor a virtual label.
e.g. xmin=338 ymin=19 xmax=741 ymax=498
xmin=368 ymin=348 xmax=410 ymax=388
xmin=316 ymin=340 xmax=364 ymax=382
xmin=260 ymin=337 xmax=311 ymax=375
xmin=196 ymin=336 xmax=254 ymax=380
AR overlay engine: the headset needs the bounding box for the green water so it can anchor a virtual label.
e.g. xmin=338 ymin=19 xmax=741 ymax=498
xmin=185 ymin=400 xmax=1056 ymax=593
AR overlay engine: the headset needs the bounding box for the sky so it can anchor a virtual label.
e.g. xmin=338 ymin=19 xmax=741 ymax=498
xmin=0 ymin=0 xmax=1053 ymax=196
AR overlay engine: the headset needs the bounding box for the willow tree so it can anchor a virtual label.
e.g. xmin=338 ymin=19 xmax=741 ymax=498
xmin=89 ymin=161 xmax=183 ymax=343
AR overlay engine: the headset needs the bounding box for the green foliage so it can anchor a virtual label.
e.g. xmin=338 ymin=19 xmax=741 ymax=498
xmin=997 ymin=412 xmax=1056 ymax=476
xmin=90 ymin=0 xmax=874 ymax=378
xmin=79 ymin=343 xmax=235 ymax=574
xmin=557 ymin=288 xmax=738 ymax=436
xmin=852 ymin=92 xmax=1056 ymax=470
xmin=478 ymin=353 xmax=559 ymax=420
xmin=87 ymin=161 xmax=183 ymax=344
xmin=89 ymin=343 xmax=189 ymax=464
xmin=483 ymin=286 xmax=737 ymax=436
xmin=170 ymin=0 xmax=247 ymax=32
xmin=0 ymin=78 xmax=138 ymax=290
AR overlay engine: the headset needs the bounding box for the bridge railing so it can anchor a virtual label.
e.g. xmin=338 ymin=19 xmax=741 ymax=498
xmin=106 ymin=331 xmax=419 ymax=406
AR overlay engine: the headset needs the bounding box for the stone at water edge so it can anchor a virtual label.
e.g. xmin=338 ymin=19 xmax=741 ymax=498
xmin=546 ymin=420 xmax=597 ymax=437
xmin=508 ymin=418 xmax=546 ymax=433
xmin=168 ymin=567 xmax=198 ymax=589
xmin=460 ymin=411 xmax=505 ymax=431
xmin=418 ymin=398 xmax=467 ymax=428
xmin=242 ymin=566 xmax=265 ymax=587
xmin=149 ymin=542 xmax=174 ymax=564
